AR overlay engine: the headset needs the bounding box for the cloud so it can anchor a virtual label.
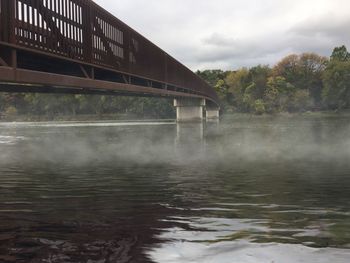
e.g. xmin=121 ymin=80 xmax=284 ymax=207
xmin=290 ymin=14 xmax=350 ymax=51
xmin=292 ymin=16 xmax=350 ymax=38
xmin=280 ymin=13 xmax=350 ymax=58
xmin=203 ymin=34 xmax=238 ymax=47
xmin=93 ymin=0 xmax=350 ymax=70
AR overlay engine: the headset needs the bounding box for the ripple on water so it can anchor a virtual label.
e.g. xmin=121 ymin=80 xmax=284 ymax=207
xmin=148 ymin=240 xmax=350 ymax=263
xmin=0 ymin=135 xmax=26 ymax=144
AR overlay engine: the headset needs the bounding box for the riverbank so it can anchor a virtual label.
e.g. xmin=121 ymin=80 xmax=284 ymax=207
xmin=0 ymin=113 xmax=174 ymax=122
xmin=222 ymin=110 xmax=350 ymax=121
xmin=1 ymin=110 xmax=349 ymax=123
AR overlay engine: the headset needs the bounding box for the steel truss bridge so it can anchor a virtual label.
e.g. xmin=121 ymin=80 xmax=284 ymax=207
xmin=0 ymin=0 xmax=219 ymax=111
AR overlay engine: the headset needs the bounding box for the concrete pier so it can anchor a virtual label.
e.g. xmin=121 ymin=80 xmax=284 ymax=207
xmin=174 ymin=98 xmax=206 ymax=122
xmin=206 ymin=108 xmax=220 ymax=120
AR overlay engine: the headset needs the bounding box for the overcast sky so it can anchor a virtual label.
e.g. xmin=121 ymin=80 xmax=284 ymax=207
xmin=94 ymin=0 xmax=350 ymax=71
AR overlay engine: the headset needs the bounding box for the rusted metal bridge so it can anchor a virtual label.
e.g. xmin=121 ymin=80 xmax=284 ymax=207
xmin=0 ymin=0 xmax=219 ymax=110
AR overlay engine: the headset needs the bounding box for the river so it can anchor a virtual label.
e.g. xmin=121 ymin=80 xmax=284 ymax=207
xmin=0 ymin=114 xmax=349 ymax=262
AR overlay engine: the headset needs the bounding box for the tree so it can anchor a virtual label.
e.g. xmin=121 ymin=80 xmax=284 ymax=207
xmin=289 ymin=90 xmax=311 ymax=112
xmin=273 ymin=53 xmax=327 ymax=107
xmin=226 ymin=66 xmax=271 ymax=112
xmin=273 ymin=54 xmax=300 ymax=84
xmin=254 ymin=99 xmax=266 ymax=115
xmin=322 ymin=45 xmax=350 ymax=110
xmin=226 ymin=68 xmax=249 ymax=110
xmin=298 ymin=53 xmax=328 ymax=106
xmin=330 ymin=45 xmax=350 ymax=62
xmin=264 ymin=76 xmax=296 ymax=112
xmin=196 ymin=70 xmax=228 ymax=87
xmin=197 ymin=69 xmax=231 ymax=111
xmin=242 ymin=83 xmax=257 ymax=111
xmin=264 ymin=76 xmax=312 ymax=113
xmin=247 ymin=65 xmax=271 ymax=99
xmin=322 ymin=59 xmax=350 ymax=109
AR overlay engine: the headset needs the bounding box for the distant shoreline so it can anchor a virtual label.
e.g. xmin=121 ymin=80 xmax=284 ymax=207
xmin=1 ymin=110 xmax=350 ymax=123
xmin=0 ymin=113 xmax=175 ymax=122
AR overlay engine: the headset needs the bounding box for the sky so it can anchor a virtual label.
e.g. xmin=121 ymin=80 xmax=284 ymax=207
xmin=93 ymin=0 xmax=350 ymax=71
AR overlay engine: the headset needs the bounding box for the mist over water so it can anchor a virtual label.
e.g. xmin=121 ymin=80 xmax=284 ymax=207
xmin=0 ymin=115 xmax=349 ymax=262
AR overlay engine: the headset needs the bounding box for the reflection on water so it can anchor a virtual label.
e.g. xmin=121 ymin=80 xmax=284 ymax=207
xmin=0 ymin=116 xmax=349 ymax=262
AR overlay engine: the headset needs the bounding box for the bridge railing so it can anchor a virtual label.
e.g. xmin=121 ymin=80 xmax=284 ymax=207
xmin=0 ymin=0 xmax=219 ymax=103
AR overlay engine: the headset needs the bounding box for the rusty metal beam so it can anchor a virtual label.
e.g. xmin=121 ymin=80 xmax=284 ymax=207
xmin=0 ymin=67 xmax=214 ymax=102
xmin=79 ymin=65 xmax=91 ymax=79
xmin=122 ymin=74 xmax=129 ymax=84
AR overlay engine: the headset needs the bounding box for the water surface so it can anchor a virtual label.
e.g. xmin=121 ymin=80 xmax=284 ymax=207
xmin=0 ymin=115 xmax=349 ymax=262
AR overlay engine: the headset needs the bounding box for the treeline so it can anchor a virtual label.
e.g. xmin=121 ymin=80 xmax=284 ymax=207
xmin=197 ymin=45 xmax=350 ymax=114
xmin=0 ymin=93 xmax=175 ymax=120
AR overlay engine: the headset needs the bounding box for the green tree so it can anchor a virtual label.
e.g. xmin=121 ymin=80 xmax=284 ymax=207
xmin=226 ymin=66 xmax=271 ymax=113
xmin=226 ymin=68 xmax=249 ymax=111
xmin=197 ymin=69 xmax=231 ymax=111
xmin=254 ymin=99 xmax=266 ymax=115
xmin=289 ymin=90 xmax=311 ymax=112
xmin=330 ymin=45 xmax=350 ymax=62
xmin=273 ymin=54 xmax=300 ymax=84
xmin=196 ymin=70 xmax=228 ymax=87
xmin=322 ymin=59 xmax=350 ymax=109
xmin=242 ymin=83 xmax=256 ymax=111
xmin=298 ymin=53 xmax=328 ymax=106
xmin=264 ymin=76 xmax=296 ymax=112
xmin=273 ymin=53 xmax=327 ymax=107
xmin=322 ymin=46 xmax=350 ymax=110
xmin=247 ymin=65 xmax=271 ymax=99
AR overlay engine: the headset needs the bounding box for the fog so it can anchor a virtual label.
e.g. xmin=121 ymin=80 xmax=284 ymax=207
xmin=1 ymin=115 xmax=350 ymax=167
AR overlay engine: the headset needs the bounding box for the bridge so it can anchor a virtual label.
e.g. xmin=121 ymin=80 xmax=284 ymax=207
xmin=0 ymin=0 xmax=220 ymax=121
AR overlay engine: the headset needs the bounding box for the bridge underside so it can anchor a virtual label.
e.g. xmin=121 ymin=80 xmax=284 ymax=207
xmin=0 ymin=44 xmax=219 ymax=121
xmin=0 ymin=66 xmax=208 ymax=99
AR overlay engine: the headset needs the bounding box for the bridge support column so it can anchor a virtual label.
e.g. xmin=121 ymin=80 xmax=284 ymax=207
xmin=206 ymin=107 xmax=220 ymax=121
xmin=174 ymin=98 xmax=205 ymax=122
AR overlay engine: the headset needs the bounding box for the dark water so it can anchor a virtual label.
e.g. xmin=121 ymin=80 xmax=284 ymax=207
xmin=0 ymin=115 xmax=349 ymax=263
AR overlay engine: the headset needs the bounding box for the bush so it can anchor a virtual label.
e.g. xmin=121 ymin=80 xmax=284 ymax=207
xmin=289 ymin=90 xmax=312 ymax=112
xmin=254 ymin=99 xmax=266 ymax=115
xmin=5 ymin=106 xmax=18 ymax=116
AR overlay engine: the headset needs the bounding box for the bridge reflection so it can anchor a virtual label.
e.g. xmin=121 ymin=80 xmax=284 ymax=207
xmin=176 ymin=123 xmax=205 ymax=145
xmin=175 ymin=120 xmax=220 ymax=155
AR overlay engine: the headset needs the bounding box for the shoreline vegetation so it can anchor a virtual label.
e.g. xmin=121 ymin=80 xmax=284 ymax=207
xmin=0 ymin=46 xmax=349 ymax=121
xmin=0 ymin=113 xmax=175 ymax=122
xmin=197 ymin=45 xmax=350 ymax=115
xmin=1 ymin=111 xmax=349 ymax=123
